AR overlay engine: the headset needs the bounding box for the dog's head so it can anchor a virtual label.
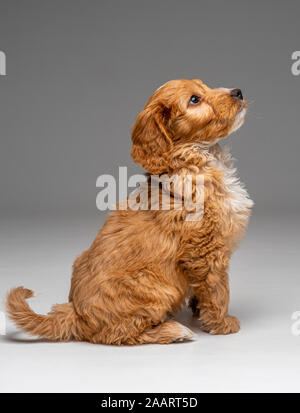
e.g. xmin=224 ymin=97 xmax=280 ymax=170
xmin=131 ymin=79 xmax=247 ymax=174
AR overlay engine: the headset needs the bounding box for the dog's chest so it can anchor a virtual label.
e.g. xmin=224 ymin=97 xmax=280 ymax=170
xmin=208 ymin=146 xmax=253 ymax=223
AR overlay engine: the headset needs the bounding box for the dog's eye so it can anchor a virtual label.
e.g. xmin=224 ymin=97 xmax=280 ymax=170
xmin=189 ymin=95 xmax=201 ymax=105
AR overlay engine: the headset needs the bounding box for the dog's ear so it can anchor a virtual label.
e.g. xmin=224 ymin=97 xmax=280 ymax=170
xmin=131 ymin=102 xmax=173 ymax=174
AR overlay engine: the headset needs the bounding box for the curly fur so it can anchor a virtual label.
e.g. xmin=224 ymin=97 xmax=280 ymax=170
xmin=6 ymin=79 xmax=253 ymax=345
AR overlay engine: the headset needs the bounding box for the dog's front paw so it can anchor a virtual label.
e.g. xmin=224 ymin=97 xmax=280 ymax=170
xmin=205 ymin=315 xmax=240 ymax=335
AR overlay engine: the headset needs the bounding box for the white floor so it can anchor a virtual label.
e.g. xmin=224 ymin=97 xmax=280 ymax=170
xmin=0 ymin=211 xmax=299 ymax=393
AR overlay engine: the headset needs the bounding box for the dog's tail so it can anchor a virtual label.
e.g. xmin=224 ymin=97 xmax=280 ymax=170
xmin=6 ymin=286 xmax=83 ymax=341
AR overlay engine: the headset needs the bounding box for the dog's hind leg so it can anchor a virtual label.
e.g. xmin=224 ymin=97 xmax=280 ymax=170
xmin=135 ymin=320 xmax=194 ymax=344
xmin=91 ymin=320 xmax=194 ymax=345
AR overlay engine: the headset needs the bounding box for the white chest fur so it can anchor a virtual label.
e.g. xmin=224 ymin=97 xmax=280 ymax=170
xmin=208 ymin=145 xmax=254 ymax=215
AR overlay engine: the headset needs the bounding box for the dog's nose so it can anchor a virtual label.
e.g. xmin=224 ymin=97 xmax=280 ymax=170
xmin=230 ymin=88 xmax=243 ymax=100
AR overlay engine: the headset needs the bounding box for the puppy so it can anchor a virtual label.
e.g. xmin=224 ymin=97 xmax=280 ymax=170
xmin=6 ymin=79 xmax=253 ymax=345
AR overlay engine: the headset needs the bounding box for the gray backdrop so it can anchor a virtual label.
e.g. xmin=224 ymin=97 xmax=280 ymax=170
xmin=0 ymin=0 xmax=299 ymax=216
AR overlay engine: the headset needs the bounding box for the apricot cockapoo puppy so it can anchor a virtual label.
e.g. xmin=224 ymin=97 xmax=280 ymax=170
xmin=7 ymin=79 xmax=253 ymax=345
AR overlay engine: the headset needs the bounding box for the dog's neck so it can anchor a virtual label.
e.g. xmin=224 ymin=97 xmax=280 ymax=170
xmin=166 ymin=140 xmax=224 ymax=174
xmin=190 ymin=139 xmax=220 ymax=151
